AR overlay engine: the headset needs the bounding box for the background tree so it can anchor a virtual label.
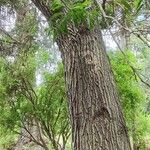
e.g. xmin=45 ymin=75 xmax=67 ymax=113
xmin=0 ymin=1 xmax=70 ymax=149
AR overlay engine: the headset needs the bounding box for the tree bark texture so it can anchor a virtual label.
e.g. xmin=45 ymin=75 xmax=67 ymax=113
xmin=31 ymin=1 xmax=131 ymax=149
xmin=58 ymin=28 xmax=131 ymax=150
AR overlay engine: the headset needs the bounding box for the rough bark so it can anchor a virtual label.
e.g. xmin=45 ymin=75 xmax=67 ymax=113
xmin=31 ymin=0 xmax=131 ymax=149
xmin=57 ymin=28 xmax=131 ymax=150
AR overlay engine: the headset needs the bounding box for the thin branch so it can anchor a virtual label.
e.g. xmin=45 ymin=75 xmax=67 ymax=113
xmin=95 ymin=0 xmax=150 ymax=48
xmin=96 ymin=1 xmax=150 ymax=88
xmin=0 ymin=27 xmax=20 ymax=44
xmin=21 ymin=119 xmax=46 ymax=148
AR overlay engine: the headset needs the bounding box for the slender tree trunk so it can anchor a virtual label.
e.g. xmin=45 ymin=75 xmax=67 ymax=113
xmin=58 ymin=28 xmax=131 ymax=150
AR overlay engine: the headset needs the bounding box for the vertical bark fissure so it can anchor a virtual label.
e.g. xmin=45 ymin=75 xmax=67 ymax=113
xmin=58 ymin=28 xmax=131 ymax=150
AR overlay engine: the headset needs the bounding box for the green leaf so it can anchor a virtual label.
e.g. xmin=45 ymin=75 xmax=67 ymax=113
xmin=134 ymin=0 xmax=143 ymax=9
xmin=134 ymin=0 xmax=143 ymax=15
xmin=51 ymin=0 xmax=64 ymax=12
xmin=116 ymin=0 xmax=132 ymax=12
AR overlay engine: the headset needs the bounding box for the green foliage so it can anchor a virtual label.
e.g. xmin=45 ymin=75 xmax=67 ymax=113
xmin=0 ymin=128 xmax=17 ymax=150
xmin=110 ymin=51 xmax=143 ymax=108
xmin=48 ymin=0 xmax=146 ymax=37
xmin=37 ymin=64 xmax=70 ymax=137
xmin=48 ymin=0 xmax=99 ymax=38
xmin=1 ymin=49 xmax=149 ymax=149
xmin=0 ymin=51 xmax=70 ymax=149
xmin=0 ymin=53 xmax=36 ymax=127
xmin=110 ymin=51 xmax=150 ymax=146
xmin=48 ymin=0 xmax=145 ymax=37
xmin=36 ymin=48 xmax=54 ymax=67
xmin=134 ymin=0 xmax=143 ymax=15
xmin=51 ymin=0 xmax=64 ymax=12
xmin=0 ymin=0 xmax=149 ymax=149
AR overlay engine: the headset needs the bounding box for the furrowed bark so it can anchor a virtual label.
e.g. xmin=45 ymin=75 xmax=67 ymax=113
xmin=57 ymin=28 xmax=131 ymax=150
xmin=31 ymin=0 xmax=131 ymax=149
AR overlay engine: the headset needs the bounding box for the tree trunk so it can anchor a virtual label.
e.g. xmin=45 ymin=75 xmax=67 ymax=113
xmin=58 ymin=28 xmax=131 ymax=150
xmin=30 ymin=1 xmax=131 ymax=149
